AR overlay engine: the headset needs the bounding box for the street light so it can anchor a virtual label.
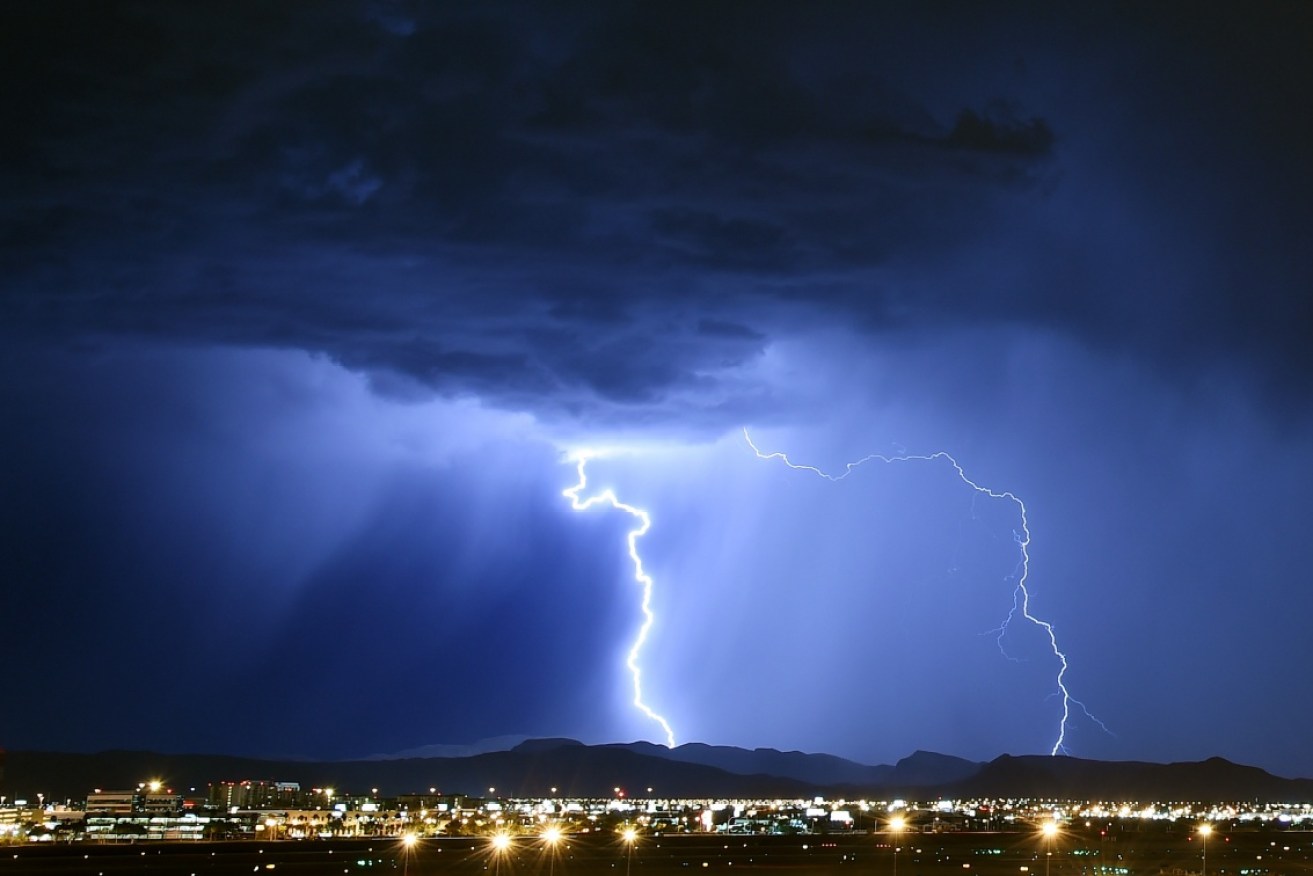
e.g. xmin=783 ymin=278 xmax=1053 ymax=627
xmin=889 ymin=816 xmax=907 ymax=876
xmin=401 ymin=833 xmax=418 ymax=876
xmin=1042 ymin=821 xmax=1059 ymax=876
xmin=543 ymin=826 xmax=563 ymax=876
xmin=491 ymin=830 xmax=513 ymax=876
xmin=622 ymin=827 xmax=639 ymax=876
xmin=1199 ymin=824 xmax=1213 ymax=876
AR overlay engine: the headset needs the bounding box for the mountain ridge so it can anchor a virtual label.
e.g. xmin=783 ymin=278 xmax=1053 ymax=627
xmin=5 ymin=741 xmax=1311 ymax=803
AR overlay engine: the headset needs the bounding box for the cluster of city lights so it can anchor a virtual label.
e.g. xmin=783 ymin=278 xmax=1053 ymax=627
xmin=470 ymin=824 xmax=640 ymax=852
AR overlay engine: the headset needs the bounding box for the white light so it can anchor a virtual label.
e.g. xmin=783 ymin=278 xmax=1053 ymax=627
xmin=564 ymin=454 xmax=677 ymax=747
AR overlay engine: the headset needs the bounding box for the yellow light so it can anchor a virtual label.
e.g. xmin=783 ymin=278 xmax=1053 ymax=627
xmin=148 ymin=781 xmax=163 ymax=793
xmin=1199 ymin=824 xmax=1213 ymax=837
xmin=402 ymin=834 xmax=418 ymax=848
xmin=543 ymin=827 xmax=562 ymax=845
xmin=492 ymin=833 xmax=512 ymax=852
xmin=890 ymin=816 xmax=906 ymax=832
xmin=1042 ymin=821 xmax=1059 ymax=837
xmin=623 ymin=828 xmax=638 ymax=844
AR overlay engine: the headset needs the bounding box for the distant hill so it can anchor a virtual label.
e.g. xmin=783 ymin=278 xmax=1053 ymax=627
xmin=2 ymin=743 xmax=816 ymax=802
xmin=5 ymin=741 xmax=1311 ymax=803
xmin=364 ymin=734 xmax=530 ymax=761
xmin=605 ymin=741 xmax=980 ymax=789
xmin=945 ymin=754 xmax=1313 ymax=802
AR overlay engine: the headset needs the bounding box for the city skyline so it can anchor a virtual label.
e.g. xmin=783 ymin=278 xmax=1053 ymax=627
xmin=2 ymin=4 xmax=1312 ymax=775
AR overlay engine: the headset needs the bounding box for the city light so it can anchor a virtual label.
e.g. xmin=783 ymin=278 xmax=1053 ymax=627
xmin=489 ymin=830 xmax=514 ymax=876
xmin=1041 ymin=820 xmax=1059 ymax=876
xmin=543 ymin=825 xmax=564 ymax=876
xmin=622 ymin=825 xmax=639 ymax=876
xmin=401 ymin=833 xmax=418 ymax=876
xmin=889 ymin=815 xmax=907 ymax=876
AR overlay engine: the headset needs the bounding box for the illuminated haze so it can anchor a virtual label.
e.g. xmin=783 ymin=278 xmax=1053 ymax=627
xmin=2 ymin=3 xmax=1311 ymax=775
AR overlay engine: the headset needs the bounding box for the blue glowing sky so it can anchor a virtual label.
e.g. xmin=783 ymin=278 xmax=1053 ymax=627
xmin=3 ymin=2 xmax=1312 ymax=776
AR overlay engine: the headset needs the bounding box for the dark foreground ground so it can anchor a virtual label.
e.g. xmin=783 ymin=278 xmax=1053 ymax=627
xmin=2 ymin=825 xmax=1310 ymax=876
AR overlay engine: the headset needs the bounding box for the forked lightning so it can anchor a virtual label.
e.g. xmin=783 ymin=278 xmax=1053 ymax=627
xmin=743 ymin=428 xmax=1105 ymax=755
xmin=563 ymin=454 xmax=677 ymax=747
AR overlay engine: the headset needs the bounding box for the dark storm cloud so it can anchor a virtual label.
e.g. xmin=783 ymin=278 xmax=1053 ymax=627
xmin=17 ymin=1 xmax=1297 ymax=427
xmin=5 ymin=2 xmax=1312 ymax=418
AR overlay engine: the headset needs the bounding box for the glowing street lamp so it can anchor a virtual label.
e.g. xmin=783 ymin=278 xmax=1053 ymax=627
xmin=491 ymin=831 xmax=513 ymax=876
xmin=889 ymin=816 xmax=907 ymax=876
xmin=543 ymin=826 xmax=563 ymax=876
xmin=622 ymin=827 xmax=639 ymax=876
xmin=1199 ymin=824 xmax=1213 ymax=876
xmin=1042 ymin=821 xmax=1059 ymax=876
xmin=401 ymin=833 xmax=418 ymax=876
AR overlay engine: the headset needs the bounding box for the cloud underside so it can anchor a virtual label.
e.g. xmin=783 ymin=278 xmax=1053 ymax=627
xmin=2 ymin=2 xmax=1310 ymax=427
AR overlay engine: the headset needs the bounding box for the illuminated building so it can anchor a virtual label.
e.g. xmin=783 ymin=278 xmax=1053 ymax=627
xmin=207 ymin=779 xmax=304 ymax=810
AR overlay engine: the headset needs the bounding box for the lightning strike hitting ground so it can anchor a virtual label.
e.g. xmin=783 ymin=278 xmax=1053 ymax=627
xmin=743 ymin=428 xmax=1104 ymax=756
xmin=563 ymin=454 xmax=677 ymax=748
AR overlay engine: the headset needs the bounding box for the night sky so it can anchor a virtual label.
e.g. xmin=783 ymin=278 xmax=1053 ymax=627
xmin=3 ymin=3 xmax=1312 ymax=777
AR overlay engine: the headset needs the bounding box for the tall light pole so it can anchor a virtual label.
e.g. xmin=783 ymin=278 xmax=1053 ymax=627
xmin=1042 ymin=821 xmax=1059 ymax=876
xmin=401 ymin=833 xmax=417 ymax=876
xmin=889 ymin=816 xmax=906 ymax=876
xmin=492 ymin=832 xmax=512 ymax=876
xmin=543 ymin=826 xmax=563 ymax=876
xmin=1199 ymin=824 xmax=1212 ymax=876
xmin=623 ymin=827 xmax=638 ymax=876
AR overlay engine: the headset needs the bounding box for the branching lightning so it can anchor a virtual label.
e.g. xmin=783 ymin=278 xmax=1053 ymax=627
xmin=743 ymin=428 xmax=1105 ymax=756
xmin=563 ymin=453 xmax=677 ymax=748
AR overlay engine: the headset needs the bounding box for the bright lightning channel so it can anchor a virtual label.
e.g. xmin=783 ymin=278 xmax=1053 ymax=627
xmin=563 ymin=453 xmax=676 ymax=748
xmin=743 ymin=428 xmax=1105 ymax=756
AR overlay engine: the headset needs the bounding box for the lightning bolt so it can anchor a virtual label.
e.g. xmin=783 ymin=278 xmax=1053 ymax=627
xmin=563 ymin=453 xmax=677 ymax=748
xmin=743 ymin=427 xmax=1105 ymax=756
